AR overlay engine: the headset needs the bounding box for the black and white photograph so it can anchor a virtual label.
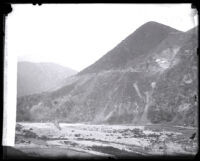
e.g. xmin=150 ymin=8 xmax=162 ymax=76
xmin=3 ymin=3 xmax=198 ymax=159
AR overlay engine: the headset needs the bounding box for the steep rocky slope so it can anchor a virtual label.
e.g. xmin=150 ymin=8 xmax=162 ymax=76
xmin=17 ymin=62 xmax=77 ymax=97
xmin=17 ymin=22 xmax=198 ymax=126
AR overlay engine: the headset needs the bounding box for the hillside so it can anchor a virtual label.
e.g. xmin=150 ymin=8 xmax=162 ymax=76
xmin=79 ymin=21 xmax=181 ymax=74
xmin=17 ymin=62 xmax=77 ymax=97
xmin=17 ymin=22 xmax=198 ymax=126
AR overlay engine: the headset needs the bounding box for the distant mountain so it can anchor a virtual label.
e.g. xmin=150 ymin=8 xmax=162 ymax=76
xmin=17 ymin=62 xmax=77 ymax=97
xmin=17 ymin=22 xmax=198 ymax=127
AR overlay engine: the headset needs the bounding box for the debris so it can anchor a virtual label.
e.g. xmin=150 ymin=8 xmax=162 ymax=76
xmin=190 ymin=133 xmax=196 ymax=140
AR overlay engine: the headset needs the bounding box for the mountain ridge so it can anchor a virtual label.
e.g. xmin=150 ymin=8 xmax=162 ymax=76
xmin=17 ymin=22 xmax=198 ymax=126
xmin=79 ymin=21 xmax=182 ymax=75
xmin=17 ymin=61 xmax=77 ymax=97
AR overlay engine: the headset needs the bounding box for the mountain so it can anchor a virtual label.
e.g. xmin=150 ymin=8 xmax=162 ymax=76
xmin=17 ymin=62 xmax=77 ymax=97
xmin=17 ymin=22 xmax=198 ymax=127
xmin=79 ymin=21 xmax=181 ymax=74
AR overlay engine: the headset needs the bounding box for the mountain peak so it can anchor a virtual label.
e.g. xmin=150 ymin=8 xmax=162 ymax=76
xmin=135 ymin=21 xmax=181 ymax=34
xmin=141 ymin=21 xmax=181 ymax=29
xmin=142 ymin=21 xmax=168 ymax=26
xmin=79 ymin=21 xmax=181 ymax=75
xmin=141 ymin=21 xmax=166 ymax=27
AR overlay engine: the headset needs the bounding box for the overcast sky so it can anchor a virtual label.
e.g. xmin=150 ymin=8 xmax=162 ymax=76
xmin=6 ymin=4 xmax=198 ymax=71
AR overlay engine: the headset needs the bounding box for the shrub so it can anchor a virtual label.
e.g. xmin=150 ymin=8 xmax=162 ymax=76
xmin=40 ymin=135 xmax=48 ymax=140
xmin=74 ymin=134 xmax=81 ymax=137
xmin=23 ymin=129 xmax=38 ymax=139
xmin=16 ymin=124 xmax=23 ymax=131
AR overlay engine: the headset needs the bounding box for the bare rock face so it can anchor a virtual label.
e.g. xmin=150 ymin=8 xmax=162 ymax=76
xmin=17 ymin=22 xmax=198 ymax=126
xmin=147 ymin=28 xmax=198 ymax=126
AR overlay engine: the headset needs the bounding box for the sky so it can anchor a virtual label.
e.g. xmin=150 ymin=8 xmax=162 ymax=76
xmin=6 ymin=4 xmax=198 ymax=71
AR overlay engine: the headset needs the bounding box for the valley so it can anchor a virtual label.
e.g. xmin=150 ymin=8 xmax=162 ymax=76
xmin=15 ymin=122 xmax=198 ymax=158
xmin=15 ymin=21 xmax=198 ymax=158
